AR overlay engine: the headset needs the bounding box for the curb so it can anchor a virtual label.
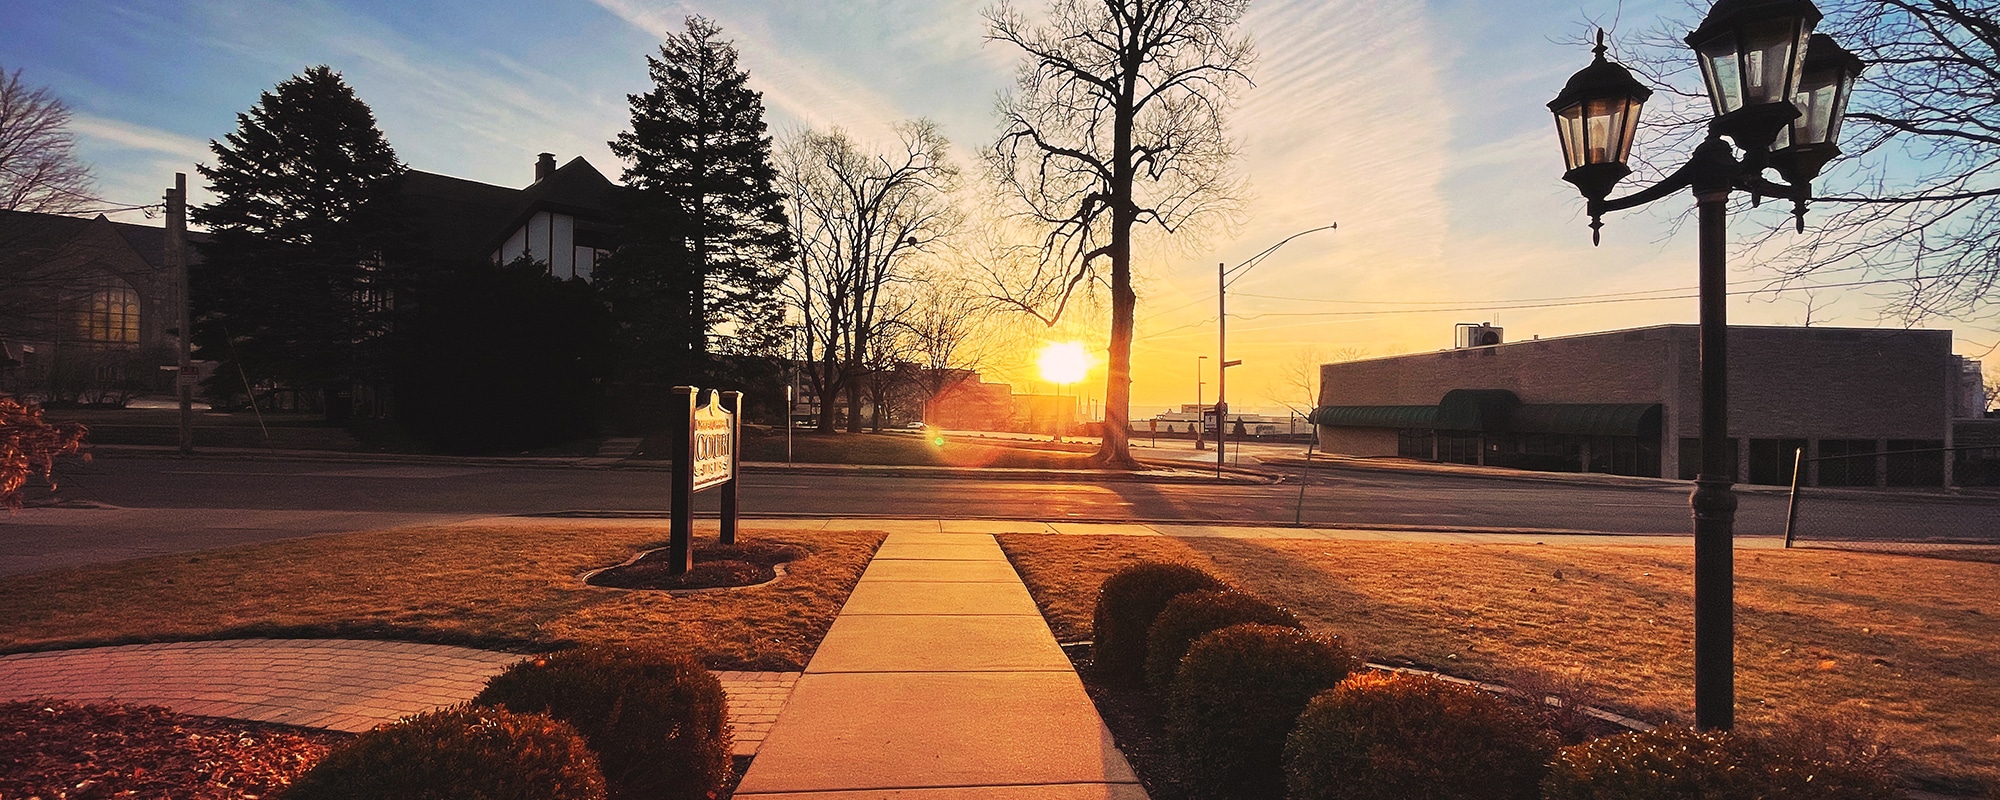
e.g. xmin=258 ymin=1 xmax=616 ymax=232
xmin=79 ymin=445 xmax=1275 ymax=486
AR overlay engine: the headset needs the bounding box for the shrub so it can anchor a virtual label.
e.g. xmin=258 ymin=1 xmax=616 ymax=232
xmin=284 ymin=705 xmax=605 ymax=800
xmin=1091 ymin=561 xmax=1228 ymax=683
xmin=1166 ymin=624 xmax=1355 ymax=800
xmin=1542 ymin=724 xmax=1901 ymax=800
xmin=1145 ymin=589 xmax=1300 ymax=692
xmin=1284 ymin=671 xmax=1557 ymax=800
xmin=473 ymin=646 xmax=731 ymax=800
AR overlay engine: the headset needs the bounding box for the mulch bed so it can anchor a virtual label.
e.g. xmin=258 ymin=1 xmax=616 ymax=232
xmin=1061 ymin=644 xmax=1194 ymax=800
xmin=588 ymin=541 xmax=804 ymax=590
xmin=0 ymin=701 xmax=347 ymax=799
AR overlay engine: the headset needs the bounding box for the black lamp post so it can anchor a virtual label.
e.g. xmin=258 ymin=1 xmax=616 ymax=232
xmin=1549 ymin=2 xmax=1862 ymax=731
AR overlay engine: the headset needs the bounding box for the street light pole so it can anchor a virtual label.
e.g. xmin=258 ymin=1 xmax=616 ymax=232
xmin=1216 ymin=225 xmax=1339 ymax=477
xmin=1195 ymin=355 xmax=1207 ymax=450
xmin=1549 ymin=13 xmax=1863 ymax=730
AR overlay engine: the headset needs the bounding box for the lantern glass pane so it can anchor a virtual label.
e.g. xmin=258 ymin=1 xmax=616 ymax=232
xmin=1698 ymin=37 xmax=1743 ymax=115
xmin=1618 ymin=96 xmax=1642 ymax=160
xmin=1793 ymin=76 xmax=1838 ymax=146
xmin=1827 ymin=72 xmax=1856 ymax=141
xmin=1741 ymin=18 xmax=1805 ymax=106
xmin=1556 ymin=103 xmax=1586 ymax=170
xmin=1583 ymin=96 xmax=1627 ymax=165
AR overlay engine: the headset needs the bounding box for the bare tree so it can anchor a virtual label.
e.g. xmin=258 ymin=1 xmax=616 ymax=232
xmin=900 ymin=277 xmax=1003 ymax=423
xmin=985 ymin=0 xmax=1253 ymax=466
xmin=1614 ymin=1 xmax=2000 ymax=323
xmin=779 ymin=120 xmax=960 ymax=433
xmin=0 ymin=68 xmax=95 ymax=215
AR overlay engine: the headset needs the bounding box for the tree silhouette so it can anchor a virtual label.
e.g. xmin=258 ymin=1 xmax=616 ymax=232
xmin=192 ymin=65 xmax=406 ymax=422
xmin=607 ymin=15 xmax=792 ymax=387
xmin=986 ymin=0 xmax=1253 ymax=465
xmin=0 ymin=67 xmax=95 ymax=215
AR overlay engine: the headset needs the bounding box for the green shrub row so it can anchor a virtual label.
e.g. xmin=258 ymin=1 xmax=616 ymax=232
xmin=1090 ymin=561 xmax=1903 ymax=800
xmin=283 ymin=645 xmax=731 ymax=800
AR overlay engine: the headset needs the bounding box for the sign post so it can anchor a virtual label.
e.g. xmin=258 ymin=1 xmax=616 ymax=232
xmin=669 ymin=386 xmax=741 ymax=575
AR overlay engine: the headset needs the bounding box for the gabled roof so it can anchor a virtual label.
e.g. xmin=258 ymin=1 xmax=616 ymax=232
xmin=401 ymin=156 xmax=621 ymax=262
xmin=0 ymin=208 xmax=206 ymax=272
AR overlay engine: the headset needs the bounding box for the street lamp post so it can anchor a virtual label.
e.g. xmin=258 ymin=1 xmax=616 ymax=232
xmin=1195 ymin=355 xmax=1207 ymax=450
xmin=1548 ymin=4 xmax=1863 ymax=730
xmin=1217 ymin=225 xmax=1338 ymax=478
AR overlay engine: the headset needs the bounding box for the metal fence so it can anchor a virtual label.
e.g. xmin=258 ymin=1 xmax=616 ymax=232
xmin=1782 ymin=446 xmax=2000 ymax=559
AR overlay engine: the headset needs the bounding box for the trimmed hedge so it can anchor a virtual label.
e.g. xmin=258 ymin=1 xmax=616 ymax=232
xmin=474 ymin=646 xmax=731 ymax=800
xmin=1542 ymin=724 xmax=1901 ymax=800
xmin=1091 ymin=562 xmax=1228 ymax=684
xmin=1145 ymin=589 xmax=1300 ymax=693
xmin=284 ymin=705 xmax=605 ymax=800
xmin=1284 ymin=671 xmax=1557 ymax=800
xmin=1166 ymin=623 xmax=1355 ymax=800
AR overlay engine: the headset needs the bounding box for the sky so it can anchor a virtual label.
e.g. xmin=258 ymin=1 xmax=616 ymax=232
xmin=5 ymin=0 xmax=1994 ymax=416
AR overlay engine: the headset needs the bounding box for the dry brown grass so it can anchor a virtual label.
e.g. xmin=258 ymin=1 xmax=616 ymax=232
xmin=996 ymin=534 xmax=2000 ymax=793
xmin=0 ymin=520 xmax=883 ymax=671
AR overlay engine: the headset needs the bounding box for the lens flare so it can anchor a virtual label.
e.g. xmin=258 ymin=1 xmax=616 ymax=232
xmin=1037 ymin=341 xmax=1091 ymax=384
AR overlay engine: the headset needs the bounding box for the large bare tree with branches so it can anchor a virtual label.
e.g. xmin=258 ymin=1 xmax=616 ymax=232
xmin=0 ymin=67 xmax=95 ymax=216
xmin=779 ymin=120 xmax=960 ymax=432
xmin=986 ymin=0 xmax=1253 ymax=465
xmin=1618 ymin=1 xmax=2000 ymax=324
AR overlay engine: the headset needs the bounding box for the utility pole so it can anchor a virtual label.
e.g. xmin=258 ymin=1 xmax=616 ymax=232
xmin=167 ymin=173 xmax=192 ymax=456
xmin=1216 ymin=261 xmax=1241 ymax=478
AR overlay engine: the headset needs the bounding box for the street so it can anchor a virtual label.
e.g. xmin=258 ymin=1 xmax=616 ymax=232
xmin=4 ymin=453 xmax=1994 ymax=576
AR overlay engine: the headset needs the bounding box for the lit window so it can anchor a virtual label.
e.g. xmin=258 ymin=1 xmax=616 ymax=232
xmin=77 ymin=280 xmax=140 ymax=343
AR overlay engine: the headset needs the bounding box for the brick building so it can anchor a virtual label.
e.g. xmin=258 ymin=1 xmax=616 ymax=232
xmin=1312 ymin=324 xmax=1977 ymax=486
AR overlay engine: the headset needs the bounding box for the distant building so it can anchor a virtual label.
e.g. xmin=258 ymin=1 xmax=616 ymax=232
xmin=930 ymin=375 xmax=1012 ymax=430
xmin=1139 ymin=405 xmax=1308 ymax=437
xmin=0 ymin=209 xmax=200 ymax=403
xmin=403 ymin=152 xmax=620 ymax=280
xmin=1312 ymin=324 xmax=1975 ymax=487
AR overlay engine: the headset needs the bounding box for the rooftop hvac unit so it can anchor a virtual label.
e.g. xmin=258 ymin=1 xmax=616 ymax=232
xmin=1454 ymin=322 xmax=1503 ymax=348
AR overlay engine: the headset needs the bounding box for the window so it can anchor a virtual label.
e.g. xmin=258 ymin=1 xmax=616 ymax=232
xmin=1398 ymin=429 xmax=1433 ymax=459
xmin=1747 ymin=438 xmax=1808 ymax=486
xmin=76 ymin=279 xmax=140 ymax=343
xmin=1817 ymin=439 xmax=1878 ymax=487
xmin=1679 ymin=437 xmax=1741 ymax=481
xmin=1886 ymin=439 xmax=1945 ymax=486
xmin=1437 ymin=432 xmax=1480 ymax=465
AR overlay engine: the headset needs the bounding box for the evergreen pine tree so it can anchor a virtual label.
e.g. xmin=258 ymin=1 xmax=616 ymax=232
xmin=191 ymin=65 xmax=406 ymax=421
xmin=606 ymin=16 xmax=792 ymax=384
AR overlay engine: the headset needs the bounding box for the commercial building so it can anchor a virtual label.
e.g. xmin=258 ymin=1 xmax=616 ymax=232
xmin=1312 ymin=324 xmax=1983 ymax=487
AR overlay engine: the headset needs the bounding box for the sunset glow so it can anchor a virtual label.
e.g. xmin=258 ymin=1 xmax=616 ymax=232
xmin=1037 ymin=341 xmax=1091 ymax=386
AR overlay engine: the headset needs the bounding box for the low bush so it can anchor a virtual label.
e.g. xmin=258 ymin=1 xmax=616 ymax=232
xmin=1145 ymin=589 xmax=1300 ymax=692
xmin=1542 ymin=723 xmax=1901 ymax=800
xmin=1091 ymin=561 xmax=1228 ymax=684
xmin=474 ymin=645 xmax=731 ymax=800
xmin=1284 ymin=671 xmax=1557 ymax=800
xmin=1166 ymin=623 xmax=1355 ymax=800
xmin=283 ymin=705 xmax=605 ymax=800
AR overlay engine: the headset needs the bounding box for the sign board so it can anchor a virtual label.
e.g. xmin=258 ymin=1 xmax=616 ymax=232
xmin=692 ymin=396 xmax=736 ymax=492
xmin=668 ymin=386 xmax=743 ymax=576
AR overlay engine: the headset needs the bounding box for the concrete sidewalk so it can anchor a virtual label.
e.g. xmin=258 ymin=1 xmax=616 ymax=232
xmin=733 ymin=529 xmax=1145 ymax=799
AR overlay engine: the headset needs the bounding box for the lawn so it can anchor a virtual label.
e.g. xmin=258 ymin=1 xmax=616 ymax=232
xmin=996 ymin=534 xmax=2000 ymax=795
xmin=0 ymin=519 xmax=884 ymax=671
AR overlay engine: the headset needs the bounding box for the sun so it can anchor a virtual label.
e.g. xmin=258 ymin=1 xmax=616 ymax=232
xmin=1037 ymin=341 xmax=1091 ymax=385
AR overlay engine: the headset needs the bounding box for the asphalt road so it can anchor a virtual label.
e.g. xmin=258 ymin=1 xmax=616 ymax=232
xmin=4 ymin=454 xmax=1993 ymax=575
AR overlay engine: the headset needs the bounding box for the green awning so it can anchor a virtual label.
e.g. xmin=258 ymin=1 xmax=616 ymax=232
xmin=1508 ymin=403 xmax=1661 ymax=436
xmin=1310 ymin=405 xmax=1438 ymax=429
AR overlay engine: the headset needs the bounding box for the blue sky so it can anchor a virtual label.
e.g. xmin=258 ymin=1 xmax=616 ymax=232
xmin=5 ymin=0 xmax=1991 ymax=411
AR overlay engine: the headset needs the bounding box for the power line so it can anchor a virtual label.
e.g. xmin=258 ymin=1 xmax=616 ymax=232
xmin=1232 ymin=277 xmax=1919 ymax=319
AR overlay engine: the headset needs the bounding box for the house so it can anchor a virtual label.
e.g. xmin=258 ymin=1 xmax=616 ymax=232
xmin=1312 ymin=323 xmax=1977 ymax=486
xmin=402 ymin=153 xmax=620 ymax=279
xmin=0 ymin=209 xmax=195 ymax=403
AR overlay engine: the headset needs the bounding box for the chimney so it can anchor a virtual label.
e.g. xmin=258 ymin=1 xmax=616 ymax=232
xmin=534 ymin=152 xmax=557 ymax=183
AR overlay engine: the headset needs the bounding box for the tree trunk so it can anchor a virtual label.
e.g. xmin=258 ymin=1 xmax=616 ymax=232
xmin=1095 ymin=57 xmax=1140 ymax=468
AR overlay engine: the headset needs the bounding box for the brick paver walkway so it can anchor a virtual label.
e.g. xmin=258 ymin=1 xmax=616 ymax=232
xmin=0 ymin=639 xmax=796 ymax=755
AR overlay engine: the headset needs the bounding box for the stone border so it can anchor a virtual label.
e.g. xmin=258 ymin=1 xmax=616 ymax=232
xmin=577 ymin=546 xmax=791 ymax=595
